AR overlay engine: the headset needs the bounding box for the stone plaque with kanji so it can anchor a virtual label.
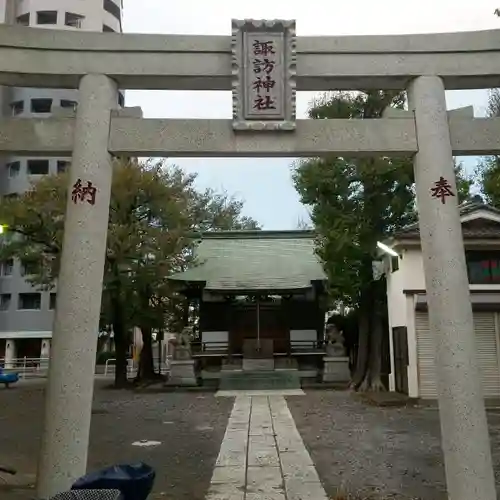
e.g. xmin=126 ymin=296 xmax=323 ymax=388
xmin=232 ymin=19 xmax=296 ymax=131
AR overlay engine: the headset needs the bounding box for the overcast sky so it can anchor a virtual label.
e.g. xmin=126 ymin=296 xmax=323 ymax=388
xmin=122 ymin=0 xmax=500 ymax=229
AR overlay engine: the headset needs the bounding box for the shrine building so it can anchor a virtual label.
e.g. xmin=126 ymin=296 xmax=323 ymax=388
xmin=168 ymin=230 xmax=328 ymax=378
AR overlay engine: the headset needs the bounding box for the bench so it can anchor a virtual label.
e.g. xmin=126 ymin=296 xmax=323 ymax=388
xmin=0 ymin=369 xmax=19 ymax=388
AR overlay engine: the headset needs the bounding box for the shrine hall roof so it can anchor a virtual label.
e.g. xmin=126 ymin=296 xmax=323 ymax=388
xmin=168 ymin=230 xmax=327 ymax=292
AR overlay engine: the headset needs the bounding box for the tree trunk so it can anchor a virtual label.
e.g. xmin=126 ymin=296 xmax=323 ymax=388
xmin=110 ymin=295 xmax=129 ymax=388
xmin=135 ymin=326 xmax=157 ymax=381
xmin=350 ymin=306 xmax=370 ymax=389
xmin=357 ymin=309 xmax=386 ymax=392
xmin=113 ymin=324 xmax=129 ymax=388
xmin=182 ymin=299 xmax=190 ymax=326
xmin=366 ymin=309 xmax=386 ymax=391
xmin=350 ymin=169 xmax=389 ymax=393
xmin=353 ymin=281 xmax=387 ymax=393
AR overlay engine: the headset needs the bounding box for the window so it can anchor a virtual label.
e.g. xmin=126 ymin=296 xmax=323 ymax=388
xmin=103 ymin=24 xmax=115 ymax=32
xmin=57 ymin=160 xmax=70 ymax=174
xmin=103 ymin=0 xmax=121 ymax=20
xmin=0 ymin=259 xmax=13 ymax=276
xmin=0 ymin=294 xmax=11 ymax=311
xmin=16 ymin=13 xmax=29 ymax=26
xmin=20 ymin=260 xmax=37 ymax=277
xmin=18 ymin=293 xmax=42 ymax=310
xmin=37 ymin=11 xmax=58 ymax=25
xmin=466 ymin=251 xmax=500 ymax=284
xmin=65 ymin=12 xmax=84 ymax=28
xmin=391 ymin=256 xmax=399 ymax=272
xmin=27 ymin=160 xmax=49 ymax=175
xmin=10 ymin=101 xmax=24 ymax=116
xmin=7 ymin=161 xmax=20 ymax=178
xmin=60 ymin=99 xmax=77 ymax=111
xmin=49 ymin=293 xmax=57 ymax=310
xmin=31 ymin=98 xmax=52 ymax=113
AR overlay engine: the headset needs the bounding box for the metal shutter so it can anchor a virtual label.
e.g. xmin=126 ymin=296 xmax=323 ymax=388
xmin=415 ymin=311 xmax=436 ymax=398
xmin=475 ymin=313 xmax=500 ymax=397
xmin=415 ymin=311 xmax=500 ymax=399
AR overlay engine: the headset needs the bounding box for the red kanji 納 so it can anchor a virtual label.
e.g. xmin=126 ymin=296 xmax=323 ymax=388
xmin=71 ymin=179 xmax=97 ymax=205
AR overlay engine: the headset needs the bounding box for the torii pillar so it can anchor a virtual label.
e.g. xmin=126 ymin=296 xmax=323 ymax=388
xmin=408 ymin=75 xmax=496 ymax=500
xmin=36 ymin=74 xmax=117 ymax=499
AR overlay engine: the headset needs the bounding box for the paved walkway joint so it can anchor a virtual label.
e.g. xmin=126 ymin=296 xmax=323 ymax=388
xmin=206 ymin=395 xmax=328 ymax=500
xmin=215 ymin=389 xmax=304 ymax=398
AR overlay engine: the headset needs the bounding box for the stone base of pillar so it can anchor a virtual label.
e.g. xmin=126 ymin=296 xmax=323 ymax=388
xmin=166 ymin=360 xmax=197 ymax=386
xmin=323 ymin=356 xmax=350 ymax=383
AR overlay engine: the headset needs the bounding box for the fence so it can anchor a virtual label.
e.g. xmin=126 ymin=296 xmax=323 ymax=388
xmin=103 ymin=358 xmax=135 ymax=377
xmin=103 ymin=356 xmax=172 ymax=377
xmin=0 ymin=357 xmax=50 ymax=378
xmin=0 ymin=355 xmax=173 ymax=379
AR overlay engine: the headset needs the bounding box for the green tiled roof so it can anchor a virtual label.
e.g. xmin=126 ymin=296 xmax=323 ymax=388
xmin=169 ymin=230 xmax=326 ymax=291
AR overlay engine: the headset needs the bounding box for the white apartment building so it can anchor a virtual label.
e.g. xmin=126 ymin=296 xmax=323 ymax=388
xmin=0 ymin=0 xmax=124 ymax=364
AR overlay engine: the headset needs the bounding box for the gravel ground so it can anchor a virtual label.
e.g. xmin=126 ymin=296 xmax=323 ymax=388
xmin=287 ymin=390 xmax=500 ymax=500
xmin=5 ymin=384 xmax=500 ymax=500
xmin=0 ymin=380 xmax=233 ymax=500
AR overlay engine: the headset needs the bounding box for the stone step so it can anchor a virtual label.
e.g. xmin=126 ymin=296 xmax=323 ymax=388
xmin=243 ymin=358 xmax=274 ymax=371
xmin=219 ymin=370 xmax=301 ymax=391
xmin=275 ymin=357 xmax=298 ymax=370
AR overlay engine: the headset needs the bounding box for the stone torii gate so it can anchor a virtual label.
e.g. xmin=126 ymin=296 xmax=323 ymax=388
xmin=1 ymin=19 xmax=500 ymax=500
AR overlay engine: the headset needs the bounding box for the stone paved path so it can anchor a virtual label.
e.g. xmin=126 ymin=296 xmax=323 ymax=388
xmin=207 ymin=395 xmax=328 ymax=500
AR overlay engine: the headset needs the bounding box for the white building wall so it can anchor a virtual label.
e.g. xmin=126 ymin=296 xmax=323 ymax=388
xmin=14 ymin=0 xmax=121 ymax=32
xmin=0 ymin=0 xmax=123 ymax=346
xmin=385 ymin=255 xmax=405 ymax=390
xmin=386 ymin=249 xmax=425 ymax=328
xmin=399 ymin=248 xmax=426 ymax=290
xmin=386 ymin=260 xmax=407 ymax=327
xmin=385 ymin=248 xmax=431 ymax=393
xmin=385 ymin=237 xmax=500 ymax=397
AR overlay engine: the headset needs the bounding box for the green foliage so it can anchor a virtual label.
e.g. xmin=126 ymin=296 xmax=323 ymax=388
xmin=0 ymin=158 xmax=259 ymax=337
xmin=477 ymin=89 xmax=500 ymax=207
xmin=455 ymin=162 xmax=474 ymax=203
xmin=293 ymin=91 xmax=472 ymax=307
xmin=293 ymin=91 xmax=415 ymax=306
xmin=479 ymin=156 xmax=500 ymax=208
